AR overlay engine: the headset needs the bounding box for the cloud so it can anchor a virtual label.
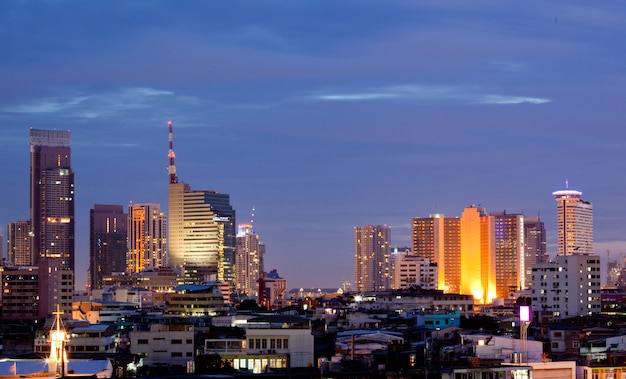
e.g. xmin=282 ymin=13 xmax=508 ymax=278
xmin=1 ymin=87 xmax=176 ymax=118
xmin=309 ymin=84 xmax=550 ymax=105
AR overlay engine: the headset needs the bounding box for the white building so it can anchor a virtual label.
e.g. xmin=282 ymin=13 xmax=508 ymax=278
xmin=552 ymin=187 xmax=593 ymax=256
xmin=392 ymin=252 xmax=438 ymax=290
xmin=352 ymin=289 xmax=475 ymax=318
xmin=531 ymin=253 xmax=601 ymax=319
xmin=35 ymin=322 xmax=117 ymax=355
xmin=203 ymin=315 xmax=314 ymax=373
xmin=130 ymin=323 xmax=194 ymax=369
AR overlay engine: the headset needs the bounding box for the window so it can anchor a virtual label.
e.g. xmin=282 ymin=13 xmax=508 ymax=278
xmin=171 ymin=352 xmax=182 ymax=357
xmin=172 ymin=339 xmax=182 ymax=344
xmin=283 ymin=339 xmax=289 ymax=349
xmin=262 ymin=339 xmax=267 ymax=349
xmin=138 ymin=339 xmax=148 ymax=344
xmin=186 ymin=339 xmax=193 ymax=344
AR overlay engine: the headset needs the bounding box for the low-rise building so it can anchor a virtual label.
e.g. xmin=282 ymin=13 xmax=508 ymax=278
xmin=130 ymin=323 xmax=194 ymax=369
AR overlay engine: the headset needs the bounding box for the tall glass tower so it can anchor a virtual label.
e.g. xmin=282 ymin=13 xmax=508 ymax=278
xmin=30 ymin=129 xmax=75 ymax=271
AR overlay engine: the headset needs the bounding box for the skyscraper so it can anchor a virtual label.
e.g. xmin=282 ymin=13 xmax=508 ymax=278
xmin=354 ymin=224 xmax=392 ymax=292
xmin=552 ymin=186 xmax=593 ymax=255
xmin=460 ymin=206 xmax=496 ymax=304
xmin=127 ymin=203 xmax=167 ymax=274
xmin=523 ymin=216 xmax=546 ymax=288
xmin=491 ymin=211 xmax=524 ymax=296
xmin=167 ymin=122 xmax=236 ymax=283
xmin=30 ymin=128 xmax=75 ymax=270
xmin=89 ymin=204 xmax=127 ymax=290
xmin=235 ymin=224 xmax=264 ymax=298
xmin=7 ymin=220 xmax=31 ymax=266
xmin=412 ymin=214 xmax=461 ymax=292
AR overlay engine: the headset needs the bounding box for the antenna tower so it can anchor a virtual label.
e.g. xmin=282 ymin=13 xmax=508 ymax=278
xmin=168 ymin=121 xmax=178 ymax=184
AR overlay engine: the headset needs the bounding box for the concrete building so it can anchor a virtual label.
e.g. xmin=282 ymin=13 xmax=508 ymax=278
xmin=127 ymin=203 xmax=166 ymax=274
xmin=492 ymin=211 xmax=525 ymax=297
xmin=130 ymin=323 xmax=194 ymax=369
xmin=553 ymin=186 xmax=593 ymax=256
xmin=258 ymin=269 xmax=287 ymax=310
xmin=0 ymin=266 xmax=40 ymax=321
xmin=354 ymin=224 xmax=392 ymax=292
xmin=412 ymin=214 xmax=461 ymax=293
xmin=523 ymin=216 xmax=547 ymax=288
xmin=235 ymin=224 xmax=264 ymax=298
xmin=166 ymin=284 xmax=230 ymax=316
xmin=6 ymin=220 xmax=31 ymax=266
xmin=89 ymin=204 xmax=127 ymax=290
xmin=351 ymin=289 xmax=475 ymax=318
xmin=531 ymin=254 xmax=601 ymax=319
xmin=392 ymin=250 xmax=438 ymax=290
xmin=460 ymin=206 xmax=496 ymax=304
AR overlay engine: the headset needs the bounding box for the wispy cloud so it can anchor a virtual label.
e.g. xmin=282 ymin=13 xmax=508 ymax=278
xmin=1 ymin=87 xmax=175 ymax=118
xmin=309 ymin=84 xmax=550 ymax=105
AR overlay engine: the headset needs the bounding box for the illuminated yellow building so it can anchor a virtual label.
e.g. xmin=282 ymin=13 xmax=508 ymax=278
xmin=460 ymin=207 xmax=496 ymax=304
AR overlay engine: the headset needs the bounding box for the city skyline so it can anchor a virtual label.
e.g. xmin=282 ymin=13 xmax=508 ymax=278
xmin=2 ymin=1 xmax=626 ymax=290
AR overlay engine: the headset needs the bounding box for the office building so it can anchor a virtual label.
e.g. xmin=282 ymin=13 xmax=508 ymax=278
xmin=167 ymin=122 xmax=236 ymax=284
xmin=491 ymin=211 xmax=524 ymax=297
xmin=7 ymin=220 xmax=31 ymax=266
xmin=235 ymin=224 xmax=264 ymax=298
xmin=531 ymin=254 xmax=601 ymax=319
xmin=89 ymin=204 xmax=127 ymax=290
xmin=258 ymin=269 xmax=287 ymax=310
xmin=354 ymin=224 xmax=392 ymax=292
xmin=553 ymin=186 xmax=593 ymax=255
xmin=30 ymin=128 xmax=75 ymax=271
xmin=523 ymin=216 xmax=546 ymax=288
xmin=127 ymin=203 xmax=167 ymax=274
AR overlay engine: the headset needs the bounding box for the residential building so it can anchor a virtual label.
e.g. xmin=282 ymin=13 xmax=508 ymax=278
xmin=0 ymin=266 xmax=40 ymax=321
xmin=491 ymin=211 xmax=524 ymax=297
xmin=235 ymin=224 xmax=264 ymax=298
xmin=7 ymin=221 xmax=31 ymax=266
xmin=89 ymin=204 xmax=127 ymax=290
xmin=553 ymin=186 xmax=593 ymax=256
xmin=531 ymin=254 xmax=601 ymax=319
xmin=354 ymin=224 xmax=392 ymax=292
xmin=39 ymin=257 xmax=74 ymax=318
xmin=258 ymin=269 xmax=287 ymax=310
xmin=523 ymin=216 xmax=546 ymax=288
xmin=351 ymin=289 xmax=475 ymax=318
xmin=127 ymin=203 xmax=167 ymax=274
xmin=392 ymin=250 xmax=438 ymax=290
xmin=130 ymin=323 xmax=194 ymax=369
xmin=35 ymin=322 xmax=118 ymax=354
xmin=166 ymin=284 xmax=230 ymax=316
xmin=460 ymin=206 xmax=495 ymax=304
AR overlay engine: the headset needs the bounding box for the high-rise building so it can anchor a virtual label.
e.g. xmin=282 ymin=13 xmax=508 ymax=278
xmin=7 ymin=220 xmax=31 ymax=266
xmin=552 ymin=186 xmax=593 ymax=255
xmin=166 ymin=122 xmax=236 ymax=284
xmin=412 ymin=214 xmax=461 ymax=292
xmin=460 ymin=206 xmax=495 ymax=304
xmin=235 ymin=224 xmax=264 ymax=298
xmin=127 ymin=203 xmax=167 ymax=274
xmin=523 ymin=216 xmax=546 ymax=288
xmin=491 ymin=211 xmax=524 ymax=297
xmin=354 ymin=224 xmax=392 ymax=292
xmin=89 ymin=204 xmax=127 ymax=290
xmin=531 ymin=254 xmax=601 ymax=319
xmin=30 ymin=128 xmax=75 ymax=271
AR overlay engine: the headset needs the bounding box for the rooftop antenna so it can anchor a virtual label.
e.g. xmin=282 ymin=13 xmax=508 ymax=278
xmin=565 ymin=179 xmax=569 ymax=189
xmin=251 ymin=206 xmax=256 ymax=233
xmin=168 ymin=121 xmax=178 ymax=184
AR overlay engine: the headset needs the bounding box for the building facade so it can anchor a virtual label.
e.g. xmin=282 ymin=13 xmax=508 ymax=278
xmin=531 ymin=254 xmax=601 ymax=319
xmin=7 ymin=220 xmax=31 ymax=266
xmin=354 ymin=225 xmax=392 ymax=292
xmin=392 ymin=251 xmax=438 ymax=290
xmin=127 ymin=203 xmax=166 ymax=274
xmin=89 ymin=204 xmax=127 ymax=290
xmin=492 ymin=211 xmax=525 ymax=297
xmin=553 ymin=187 xmax=593 ymax=256
xmin=235 ymin=224 xmax=264 ymax=298
xmin=523 ymin=216 xmax=546 ymax=288
xmin=460 ymin=206 xmax=496 ymax=304
xmin=30 ymin=128 xmax=75 ymax=271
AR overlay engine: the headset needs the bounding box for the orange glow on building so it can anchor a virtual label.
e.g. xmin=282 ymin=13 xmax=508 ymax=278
xmin=460 ymin=207 xmax=496 ymax=304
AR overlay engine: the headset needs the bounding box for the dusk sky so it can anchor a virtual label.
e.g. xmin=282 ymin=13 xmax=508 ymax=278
xmin=2 ymin=1 xmax=626 ymax=291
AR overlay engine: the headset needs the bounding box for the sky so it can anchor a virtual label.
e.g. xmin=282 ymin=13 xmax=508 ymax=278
xmin=1 ymin=1 xmax=626 ymax=291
